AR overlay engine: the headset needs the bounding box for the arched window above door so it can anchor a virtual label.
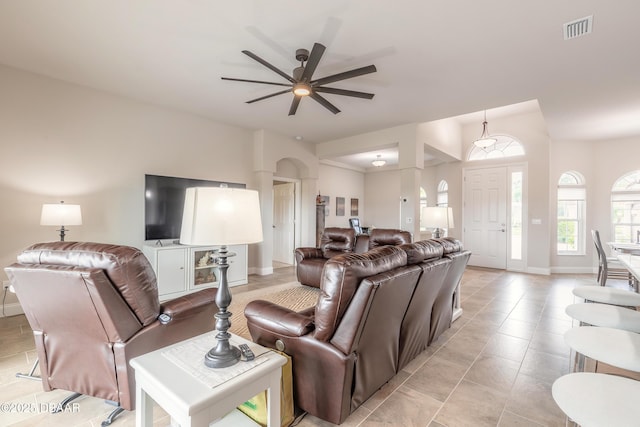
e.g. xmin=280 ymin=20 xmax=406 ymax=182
xmin=468 ymin=134 xmax=525 ymax=161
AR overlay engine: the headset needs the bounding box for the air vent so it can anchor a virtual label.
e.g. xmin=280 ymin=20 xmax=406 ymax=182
xmin=564 ymin=15 xmax=593 ymax=40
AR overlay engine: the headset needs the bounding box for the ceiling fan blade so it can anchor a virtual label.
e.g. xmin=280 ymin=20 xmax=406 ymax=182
xmin=310 ymin=92 xmax=341 ymax=114
xmin=288 ymin=96 xmax=302 ymax=116
xmin=315 ymin=86 xmax=375 ymax=99
xmin=242 ymin=50 xmax=296 ymax=83
xmin=221 ymin=77 xmax=292 ymax=87
xmin=246 ymin=88 xmax=292 ymax=104
xmin=300 ymin=43 xmax=326 ymax=82
xmin=312 ymin=65 xmax=377 ymax=86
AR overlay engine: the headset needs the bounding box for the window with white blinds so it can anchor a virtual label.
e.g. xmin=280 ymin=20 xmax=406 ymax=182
xmin=611 ymin=170 xmax=640 ymax=243
xmin=557 ymin=172 xmax=586 ymax=255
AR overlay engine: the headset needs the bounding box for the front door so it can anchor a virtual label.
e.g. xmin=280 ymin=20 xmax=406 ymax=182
xmin=273 ymin=182 xmax=295 ymax=265
xmin=464 ymin=167 xmax=508 ymax=269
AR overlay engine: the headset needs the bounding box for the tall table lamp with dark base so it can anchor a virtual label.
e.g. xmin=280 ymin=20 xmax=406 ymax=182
xmin=40 ymin=201 xmax=82 ymax=241
xmin=180 ymin=186 xmax=263 ymax=368
xmin=422 ymin=206 xmax=454 ymax=239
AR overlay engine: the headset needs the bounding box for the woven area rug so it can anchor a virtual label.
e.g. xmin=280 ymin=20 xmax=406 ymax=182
xmin=227 ymin=282 xmax=320 ymax=339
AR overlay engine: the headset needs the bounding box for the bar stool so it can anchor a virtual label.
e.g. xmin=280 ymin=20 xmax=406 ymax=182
xmin=572 ymin=285 xmax=640 ymax=307
xmin=553 ymin=373 xmax=640 ymax=427
xmin=565 ymin=303 xmax=640 ymax=333
xmin=553 ymin=326 xmax=640 ymax=426
xmin=563 ymin=326 xmax=640 ymax=373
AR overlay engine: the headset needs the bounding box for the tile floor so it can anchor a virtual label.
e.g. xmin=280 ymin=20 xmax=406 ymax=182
xmin=0 ymin=266 xmax=609 ymax=426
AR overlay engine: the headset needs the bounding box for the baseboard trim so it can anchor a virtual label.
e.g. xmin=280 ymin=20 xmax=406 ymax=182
xmin=1 ymin=302 xmax=24 ymax=317
xmin=248 ymin=267 xmax=274 ymax=276
xmin=526 ymin=267 xmax=551 ymax=276
xmin=550 ymin=266 xmax=595 ymax=274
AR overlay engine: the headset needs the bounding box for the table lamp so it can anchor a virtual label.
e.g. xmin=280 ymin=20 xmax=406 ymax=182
xmin=180 ymin=186 xmax=263 ymax=368
xmin=40 ymin=201 xmax=83 ymax=241
xmin=422 ymin=206 xmax=454 ymax=239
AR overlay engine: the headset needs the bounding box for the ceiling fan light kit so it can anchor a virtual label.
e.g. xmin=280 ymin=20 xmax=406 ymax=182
xmin=473 ymin=110 xmax=497 ymax=149
xmin=222 ymin=42 xmax=376 ymax=116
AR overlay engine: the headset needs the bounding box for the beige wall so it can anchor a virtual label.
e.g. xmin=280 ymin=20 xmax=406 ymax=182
xmin=364 ymin=169 xmax=402 ymax=230
xmin=318 ymin=163 xmax=365 ymax=228
xmin=0 ymin=63 xmax=257 ymax=255
xmin=550 ymin=137 xmax=640 ymax=273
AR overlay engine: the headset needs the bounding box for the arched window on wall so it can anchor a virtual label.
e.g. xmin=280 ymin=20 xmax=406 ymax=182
xmin=419 ymin=187 xmax=428 ymax=231
xmin=437 ymin=180 xmax=448 ymax=207
xmin=468 ymin=135 xmax=525 ymax=161
xmin=557 ymin=171 xmax=586 ymax=255
xmin=611 ymin=170 xmax=640 ymax=243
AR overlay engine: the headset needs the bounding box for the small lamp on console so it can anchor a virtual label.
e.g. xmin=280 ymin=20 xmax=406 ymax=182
xmin=180 ymin=186 xmax=263 ymax=368
xmin=40 ymin=201 xmax=82 ymax=241
xmin=422 ymin=206 xmax=454 ymax=239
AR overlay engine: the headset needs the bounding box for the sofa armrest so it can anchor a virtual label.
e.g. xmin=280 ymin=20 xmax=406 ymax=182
xmin=295 ymin=247 xmax=323 ymax=262
xmin=245 ymin=300 xmax=315 ymax=337
xmin=159 ymin=288 xmax=217 ymax=323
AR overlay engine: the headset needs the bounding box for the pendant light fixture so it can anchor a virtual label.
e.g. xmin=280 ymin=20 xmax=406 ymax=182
xmin=372 ymin=154 xmax=386 ymax=167
xmin=473 ymin=111 xmax=497 ymax=149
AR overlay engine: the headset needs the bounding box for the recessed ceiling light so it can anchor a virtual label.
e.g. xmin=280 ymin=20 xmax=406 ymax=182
xmin=295 ymin=136 xmax=303 ymax=141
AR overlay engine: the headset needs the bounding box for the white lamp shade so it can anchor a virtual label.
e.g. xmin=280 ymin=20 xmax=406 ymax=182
xmin=180 ymin=187 xmax=263 ymax=246
xmin=422 ymin=206 xmax=454 ymax=229
xmin=40 ymin=203 xmax=82 ymax=226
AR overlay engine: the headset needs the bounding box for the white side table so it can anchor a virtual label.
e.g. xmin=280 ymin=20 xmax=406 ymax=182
xmin=130 ymin=331 xmax=287 ymax=427
xmin=553 ymin=372 xmax=640 ymax=427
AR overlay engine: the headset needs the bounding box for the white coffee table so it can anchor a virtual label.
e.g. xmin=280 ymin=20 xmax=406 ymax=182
xmin=130 ymin=331 xmax=287 ymax=427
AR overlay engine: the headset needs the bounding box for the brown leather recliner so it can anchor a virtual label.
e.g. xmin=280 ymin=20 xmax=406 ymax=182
xmin=295 ymin=227 xmax=412 ymax=288
xmin=246 ymin=240 xmax=458 ymax=424
xmin=429 ymin=237 xmax=472 ymax=344
xmin=4 ymin=242 xmax=217 ymax=424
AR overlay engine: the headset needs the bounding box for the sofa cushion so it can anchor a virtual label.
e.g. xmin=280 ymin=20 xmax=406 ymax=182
xmin=320 ymin=227 xmax=356 ymax=258
xmin=314 ymin=246 xmax=407 ymax=341
xmin=434 ymin=237 xmax=463 ymax=254
xmin=368 ymin=228 xmax=412 ymax=249
xmin=399 ymin=240 xmax=444 ymax=265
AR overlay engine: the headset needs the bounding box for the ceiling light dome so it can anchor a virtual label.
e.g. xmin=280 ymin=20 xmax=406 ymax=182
xmin=473 ymin=111 xmax=497 ymax=149
xmin=372 ymin=154 xmax=386 ymax=167
xmin=293 ymin=83 xmax=311 ymax=96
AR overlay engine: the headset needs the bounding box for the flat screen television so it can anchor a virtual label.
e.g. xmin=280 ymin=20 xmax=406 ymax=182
xmin=144 ymin=174 xmax=245 ymax=242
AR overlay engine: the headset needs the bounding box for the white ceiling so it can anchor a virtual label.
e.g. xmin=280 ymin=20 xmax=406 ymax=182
xmin=1 ymin=1 xmax=639 ymax=165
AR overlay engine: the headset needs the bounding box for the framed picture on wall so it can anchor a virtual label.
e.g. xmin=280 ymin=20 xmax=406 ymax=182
xmin=336 ymin=197 xmax=345 ymax=216
xmin=350 ymin=198 xmax=359 ymax=216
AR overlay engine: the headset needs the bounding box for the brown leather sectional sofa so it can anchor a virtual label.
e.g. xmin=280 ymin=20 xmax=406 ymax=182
xmin=245 ymin=237 xmax=470 ymax=424
xmin=294 ymin=227 xmax=412 ymax=288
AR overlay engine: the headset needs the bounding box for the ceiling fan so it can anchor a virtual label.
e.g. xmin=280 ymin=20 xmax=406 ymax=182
xmin=221 ymin=42 xmax=376 ymax=116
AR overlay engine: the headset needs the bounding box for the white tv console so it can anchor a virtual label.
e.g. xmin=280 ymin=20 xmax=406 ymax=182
xmin=143 ymin=243 xmax=248 ymax=301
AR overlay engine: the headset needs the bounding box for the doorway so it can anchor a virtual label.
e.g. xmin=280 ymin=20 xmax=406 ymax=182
xmin=463 ymin=164 xmax=526 ymax=270
xmin=464 ymin=166 xmax=508 ymax=269
xmin=273 ymin=181 xmax=296 ymax=266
